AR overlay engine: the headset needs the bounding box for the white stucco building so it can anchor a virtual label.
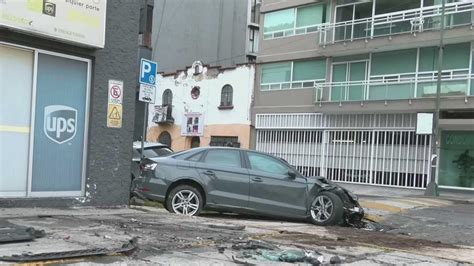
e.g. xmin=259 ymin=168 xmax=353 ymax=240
xmin=147 ymin=62 xmax=255 ymax=151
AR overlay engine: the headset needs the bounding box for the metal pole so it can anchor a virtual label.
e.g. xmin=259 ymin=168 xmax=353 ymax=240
xmin=425 ymin=0 xmax=445 ymax=196
xmin=140 ymin=102 xmax=149 ymax=159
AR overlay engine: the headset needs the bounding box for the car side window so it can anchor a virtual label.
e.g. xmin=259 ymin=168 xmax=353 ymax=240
xmin=247 ymin=152 xmax=289 ymax=175
xmin=204 ymin=150 xmax=241 ymax=168
xmin=186 ymin=151 xmax=204 ymax=162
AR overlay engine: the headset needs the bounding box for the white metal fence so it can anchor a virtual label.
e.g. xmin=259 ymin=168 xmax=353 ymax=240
xmin=255 ymin=113 xmax=432 ymax=189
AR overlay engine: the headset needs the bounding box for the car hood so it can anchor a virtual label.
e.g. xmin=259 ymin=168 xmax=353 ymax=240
xmin=306 ymin=176 xmax=359 ymax=202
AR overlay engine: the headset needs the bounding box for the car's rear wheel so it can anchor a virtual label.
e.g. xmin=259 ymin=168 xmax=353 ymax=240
xmin=166 ymin=185 xmax=203 ymax=216
xmin=309 ymin=191 xmax=344 ymax=226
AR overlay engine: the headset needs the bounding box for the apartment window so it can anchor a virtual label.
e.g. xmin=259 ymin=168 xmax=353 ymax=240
xmin=220 ymin=85 xmax=233 ymax=108
xmin=250 ymin=0 xmax=260 ymax=24
xmin=249 ymin=28 xmax=259 ymax=54
xmin=162 ymin=89 xmax=173 ymax=106
xmin=263 ymin=4 xmax=325 ymax=40
xmin=261 ymin=59 xmax=326 ymax=90
xmin=374 ymin=0 xmax=420 ymax=14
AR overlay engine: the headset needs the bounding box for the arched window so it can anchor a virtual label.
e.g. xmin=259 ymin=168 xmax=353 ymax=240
xmin=191 ymin=137 xmax=200 ymax=148
xmin=220 ymin=85 xmax=233 ymax=107
xmin=162 ymin=89 xmax=173 ymax=106
xmin=158 ymin=131 xmax=172 ymax=147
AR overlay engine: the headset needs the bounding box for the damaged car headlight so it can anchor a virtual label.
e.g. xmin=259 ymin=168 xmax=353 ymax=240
xmin=140 ymin=162 xmax=157 ymax=171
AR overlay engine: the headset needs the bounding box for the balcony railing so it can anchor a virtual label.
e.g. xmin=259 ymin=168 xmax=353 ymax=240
xmin=263 ymin=24 xmax=320 ymax=40
xmin=152 ymin=104 xmax=174 ymax=124
xmin=319 ymin=1 xmax=474 ymax=46
xmin=314 ymin=69 xmax=473 ymax=102
xmin=261 ymin=79 xmax=326 ymax=91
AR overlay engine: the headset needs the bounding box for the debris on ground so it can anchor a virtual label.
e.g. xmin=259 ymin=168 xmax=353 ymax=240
xmin=232 ymin=240 xmax=278 ymax=250
xmin=0 ymin=222 xmax=45 ymax=244
xmin=0 ymin=237 xmax=138 ymax=262
xmin=208 ymin=223 xmax=246 ymax=231
xmin=348 ymin=218 xmax=387 ymax=232
xmin=330 ymin=255 xmax=342 ymax=264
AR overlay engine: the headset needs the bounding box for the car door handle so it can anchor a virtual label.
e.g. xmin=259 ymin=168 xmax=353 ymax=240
xmin=203 ymin=170 xmax=215 ymax=176
xmin=252 ymin=177 xmax=263 ymax=183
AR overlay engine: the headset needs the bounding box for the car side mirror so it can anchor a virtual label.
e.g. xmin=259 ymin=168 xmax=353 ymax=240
xmin=288 ymin=170 xmax=296 ymax=179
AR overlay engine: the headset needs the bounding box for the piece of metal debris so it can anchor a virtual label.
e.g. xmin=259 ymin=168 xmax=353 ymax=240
xmin=208 ymin=223 xmax=246 ymax=231
xmin=0 ymin=237 xmax=138 ymax=262
xmin=232 ymin=255 xmax=256 ymax=265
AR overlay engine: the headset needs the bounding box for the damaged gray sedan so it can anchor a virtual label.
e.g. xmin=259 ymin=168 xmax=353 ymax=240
xmin=132 ymin=147 xmax=364 ymax=226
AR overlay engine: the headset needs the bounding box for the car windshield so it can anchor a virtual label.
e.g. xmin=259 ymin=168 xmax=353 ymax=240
xmin=142 ymin=147 xmax=173 ymax=158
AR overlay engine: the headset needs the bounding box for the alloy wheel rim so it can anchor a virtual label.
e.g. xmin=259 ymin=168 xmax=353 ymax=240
xmin=310 ymin=195 xmax=334 ymax=222
xmin=172 ymin=190 xmax=199 ymax=216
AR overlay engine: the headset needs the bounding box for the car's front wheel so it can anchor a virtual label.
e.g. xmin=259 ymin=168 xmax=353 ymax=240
xmin=166 ymin=185 xmax=203 ymax=216
xmin=309 ymin=191 xmax=344 ymax=226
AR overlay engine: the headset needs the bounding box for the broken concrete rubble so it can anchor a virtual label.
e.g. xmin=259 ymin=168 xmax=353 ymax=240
xmin=0 ymin=221 xmax=45 ymax=244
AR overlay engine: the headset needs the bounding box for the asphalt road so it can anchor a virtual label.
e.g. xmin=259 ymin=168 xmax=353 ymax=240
xmin=382 ymin=203 xmax=474 ymax=246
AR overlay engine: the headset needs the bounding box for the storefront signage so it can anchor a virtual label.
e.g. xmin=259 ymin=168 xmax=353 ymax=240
xmin=0 ymin=0 xmax=107 ymax=48
xmin=44 ymin=105 xmax=77 ymax=144
xmin=181 ymin=112 xmax=204 ymax=136
xmin=107 ymin=79 xmax=123 ymax=128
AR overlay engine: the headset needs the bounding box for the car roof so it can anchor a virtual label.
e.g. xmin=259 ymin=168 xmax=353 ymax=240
xmin=132 ymin=141 xmax=169 ymax=149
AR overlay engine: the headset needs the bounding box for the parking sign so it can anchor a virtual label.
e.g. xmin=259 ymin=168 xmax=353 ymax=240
xmin=139 ymin=59 xmax=157 ymax=85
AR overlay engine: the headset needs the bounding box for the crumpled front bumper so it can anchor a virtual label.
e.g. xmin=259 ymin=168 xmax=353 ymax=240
xmin=344 ymin=203 xmax=365 ymax=224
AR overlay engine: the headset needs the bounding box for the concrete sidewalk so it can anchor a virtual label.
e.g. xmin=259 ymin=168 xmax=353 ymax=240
xmin=338 ymin=183 xmax=474 ymax=222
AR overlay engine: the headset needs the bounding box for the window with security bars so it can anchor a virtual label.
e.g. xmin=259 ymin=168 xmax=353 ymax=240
xmin=210 ymin=136 xmax=240 ymax=147
xmin=220 ymin=85 xmax=233 ymax=107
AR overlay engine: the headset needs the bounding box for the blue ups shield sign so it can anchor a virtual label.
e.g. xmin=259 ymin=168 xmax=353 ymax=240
xmin=43 ymin=105 xmax=77 ymax=144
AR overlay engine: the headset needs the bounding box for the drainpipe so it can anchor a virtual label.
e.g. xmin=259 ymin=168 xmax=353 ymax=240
xmin=425 ymin=0 xmax=445 ymax=197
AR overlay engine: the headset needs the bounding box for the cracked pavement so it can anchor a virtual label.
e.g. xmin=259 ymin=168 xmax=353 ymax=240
xmin=0 ymin=205 xmax=473 ymax=265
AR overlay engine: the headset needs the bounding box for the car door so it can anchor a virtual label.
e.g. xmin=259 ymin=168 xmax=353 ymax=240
xmin=195 ymin=149 xmax=250 ymax=208
xmin=245 ymin=151 xmax=308 ymax=217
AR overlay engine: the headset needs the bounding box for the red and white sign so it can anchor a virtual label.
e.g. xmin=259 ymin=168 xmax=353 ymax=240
xmin=108 ymin=80 xmax=124 ymax=105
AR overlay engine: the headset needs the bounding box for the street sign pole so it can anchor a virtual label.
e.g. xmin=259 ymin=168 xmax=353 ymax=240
xmin=425 ymin=0 xmax=445 ymax=197
xmin=140 ymin=102 xmax=148 ymax=159
xmin=138 ymin=58 xmax=158 ymax=160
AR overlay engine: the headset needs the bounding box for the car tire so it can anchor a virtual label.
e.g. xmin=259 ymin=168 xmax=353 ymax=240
xmin=309 ymin=191 xmax=344 ymax=226
xmin=166 ymin=185 xmax=203 ymax=216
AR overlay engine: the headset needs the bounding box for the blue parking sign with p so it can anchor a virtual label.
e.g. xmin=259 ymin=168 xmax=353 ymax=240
xmin=140 ymin=59 xmax=157 ymax=85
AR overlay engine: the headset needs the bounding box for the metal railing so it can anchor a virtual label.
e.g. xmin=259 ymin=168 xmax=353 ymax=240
xmin=314 ymin=70 xmax=473 ymax=102
xmin=263 ymin=24 xmax=320 ymax=40
xmin=255 ymin=114 xmax=432 ymax=189
xmin=319 ymin=1 xmax=474 ymax=45
xmin=261 ymin=79 xmax=325 ymax=91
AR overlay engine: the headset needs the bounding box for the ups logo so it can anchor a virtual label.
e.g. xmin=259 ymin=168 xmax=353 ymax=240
xmin=43 ymin=1 xmax=56 ymax=17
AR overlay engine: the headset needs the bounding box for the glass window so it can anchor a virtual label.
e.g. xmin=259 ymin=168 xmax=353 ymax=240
xmin=162 ymin=89 xmax=173 ymax=105
xmin=375 ymin=0 xmax=420 ymax=14
xmin=296 ymin=4 xmax=324 ymax=28
xmin=186 ymin=151 xmax=204 ymax=162
xmin=0 ymin=45 xmax=33 ymax=196
xmin=439 ymin=131 xmax=474 ymax=188
xmin=293 ymin=59 xmax=326 ymax=81
xmin=371 ymin=49 xmax=417 ymax=75
xmin=261 ymin=62 xmax=291 ymax=83
xmin=263 ymin=8 xmax=295 ymax=33
xmin=419 ymin=43 xmax=470 ymax=72
xmin=204 ymin=150 xmax=242 ymax=168
xmin=220 ymin=85 xmax=233 ymax=106
xmin=248 ymin=152 xmax=289 ymax=175
xmin=31 ymin=53 xmax=88 ymax=193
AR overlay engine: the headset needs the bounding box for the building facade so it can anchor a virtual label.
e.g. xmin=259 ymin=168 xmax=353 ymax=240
xmin=151 ymin=0 xmax=260 ymax=73
xmin=253 ymin=0 xmax=474 ymax=190
xmin=147 ymin=63 xmax=255 ymax=151
xmin=0 ymin=1 xmax=140 ymax=206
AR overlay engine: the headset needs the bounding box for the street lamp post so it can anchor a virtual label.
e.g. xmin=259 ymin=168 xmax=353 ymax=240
xmin=425 ymin=0 xmax=446 ymax=197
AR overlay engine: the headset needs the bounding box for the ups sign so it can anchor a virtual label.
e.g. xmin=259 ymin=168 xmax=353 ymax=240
xmin=43 ymin=105 xmax=77 ymax=144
